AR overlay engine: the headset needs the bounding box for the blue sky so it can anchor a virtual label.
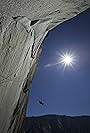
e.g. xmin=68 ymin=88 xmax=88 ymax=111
xmin=26 ymin=8 xmax=90 ymax=117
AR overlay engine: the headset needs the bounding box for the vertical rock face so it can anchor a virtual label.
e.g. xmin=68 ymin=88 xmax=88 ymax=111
xmin=0 ymin=17 xmax=35 ymax=133
xmin=0 ymin=1 xmax=90 ymax=132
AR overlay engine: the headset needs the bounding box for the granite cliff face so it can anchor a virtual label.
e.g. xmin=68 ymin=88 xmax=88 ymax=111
xmin=25 ymin=115 xmax=90 ymax=133
xmin=0 ymin=0 xmax=90 ymax=132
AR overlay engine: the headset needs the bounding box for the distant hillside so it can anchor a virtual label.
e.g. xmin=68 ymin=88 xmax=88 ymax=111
xmin=25 ymin=115 xmax=90 ymax=133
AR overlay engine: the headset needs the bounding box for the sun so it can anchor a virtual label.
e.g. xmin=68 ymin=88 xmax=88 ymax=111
xmin=59 ymin=50 xmax=76 ymax=70
xmin=44 ymin=50 xmax=77 ymax=71
xmin=63 ymin=55 xmax=72 ymax=65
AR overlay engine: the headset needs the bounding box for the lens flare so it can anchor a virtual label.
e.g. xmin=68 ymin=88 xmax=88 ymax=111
xmin=59 ymin=50 xmax=76 ymax=70
xmin=63 ymin=55 xmax=72 ymax=65
xmin=44 ymin=50 xmax=77 ymax=71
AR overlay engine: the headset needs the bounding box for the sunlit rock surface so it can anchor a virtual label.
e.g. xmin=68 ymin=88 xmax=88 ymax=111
xmin=25 ymin=115 xmax=90 ymax=133
xmin=0 ymin=0 xmax=90 ymax=132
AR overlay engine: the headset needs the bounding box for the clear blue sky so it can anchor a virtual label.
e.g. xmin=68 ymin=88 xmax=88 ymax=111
xmin=26 ymin=8 xmax=90 ymax=117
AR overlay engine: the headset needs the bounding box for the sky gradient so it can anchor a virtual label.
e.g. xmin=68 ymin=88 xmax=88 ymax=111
xmin=26 ymin=8 xmax=90 ymax=117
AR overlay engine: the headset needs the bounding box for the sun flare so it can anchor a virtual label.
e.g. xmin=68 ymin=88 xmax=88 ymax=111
xmin=44 ymin=50 xmax=77 ymax=71
xmin=59 ymin=50 xmax=76 ymax=70
xmin=62 ymin=55 xmax=72 ymax=65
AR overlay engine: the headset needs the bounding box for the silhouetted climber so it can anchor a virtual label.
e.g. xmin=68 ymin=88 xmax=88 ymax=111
xmin=38 ymin=100 xmax=44 ymax=105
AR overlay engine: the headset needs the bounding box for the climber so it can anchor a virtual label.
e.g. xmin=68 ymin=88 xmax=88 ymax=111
xmin=38 ymin=100 xmax=44 ymax=105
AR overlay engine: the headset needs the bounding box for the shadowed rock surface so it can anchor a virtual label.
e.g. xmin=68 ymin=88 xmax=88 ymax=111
xmin=0 ymin=0 xmax=90 ymax=132
xmin=25 ymin=115 xmax=90 ymax=133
